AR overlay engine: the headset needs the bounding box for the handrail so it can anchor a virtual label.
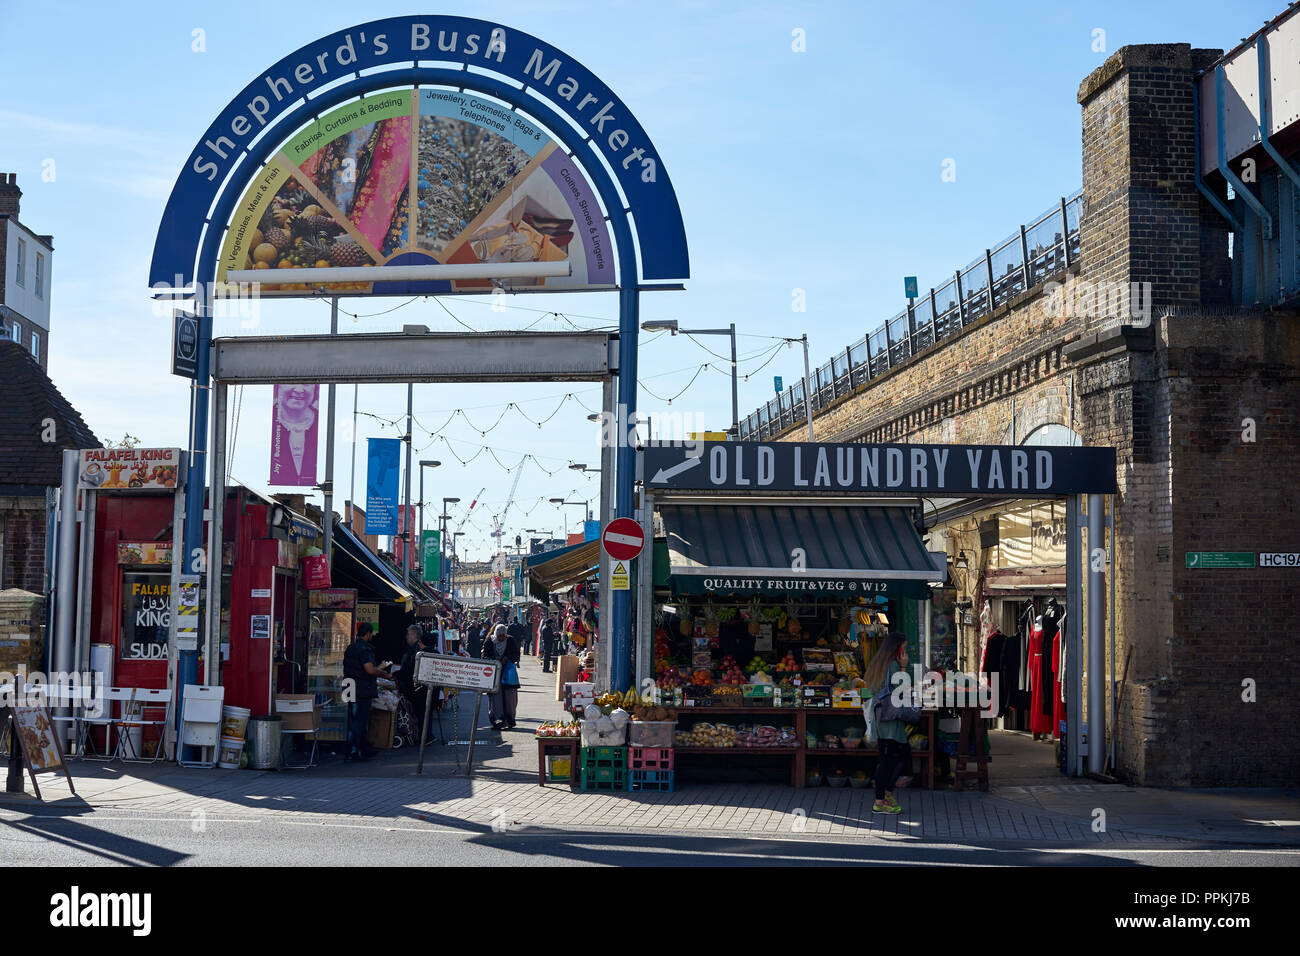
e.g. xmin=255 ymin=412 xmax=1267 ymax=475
xmin=737 ymin=190 xmax=1083 ymax=440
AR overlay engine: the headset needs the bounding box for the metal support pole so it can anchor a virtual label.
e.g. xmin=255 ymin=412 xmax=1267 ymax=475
xmin=72 ymin=487 xmax=95 ymax=744
xmin=1059 ymin=198 xmax=1072 ymax=269
xmin=322 ymin=298 xmax=338 ymax=570
xmin=349 ymin=384 xmax=358 ymax=526
xmin=464 ymin=691 xmax=484 ymax=777
xmin=416 ymin=684 xmax=433 ymax=773
xmin=52 ymin=451 xmax=77 ymax=710
xmin=598 ymin=376 xmax=615 ymax=695
xmin=612 ymin=286 xmax=639 ymax=694
xmin=800 ymin=334 xmax=815 ymax=440
xmin=419 ymin=468 xmax=425 ymax=581
xmin=1086 ymin=493 xmax=1105 ymax=774
xmin=984 ymin=249 xmax=996 ymax=313
xmin=1019 ymin=224 xmax=1031 ymax=291
xmin=954 ymin=270 xmax=966 ymax=327
xmin=636 ymin=487 xmax=654 ymax=690
xmin=1066 ymin=494 xmax=1083 ymax=776
xmin=401 ymin=383 xmax=413 ymax=588
xmin=180 ymin=288 xmax=212 ymax=697
xmin=207 ymin=382 xmax=227 ymax=686
xmin=729 ymin=322 xmax=738 ymax=436
xmin=1107 ymin=497 xmax=1117 ymax=773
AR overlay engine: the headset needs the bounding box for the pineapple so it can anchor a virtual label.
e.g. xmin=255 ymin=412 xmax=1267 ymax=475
xmin=330 ymin=237 xmax=366 ymax=267
xmin=264 ymin=226 xmax=291 ymax=251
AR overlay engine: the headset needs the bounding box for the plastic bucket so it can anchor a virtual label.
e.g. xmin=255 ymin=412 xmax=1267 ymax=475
xmin=217 ymin=735 xmax=244 ymax=769
xmin=221 ymin=705 xmax=251 ymax=741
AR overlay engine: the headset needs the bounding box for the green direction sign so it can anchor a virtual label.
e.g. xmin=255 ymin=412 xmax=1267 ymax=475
xmin=1185 ymin=551 xmax=1255 ymax=569
xmin=502 ymin=578 xmax=512 ymax=600
xmin=421 ymin=530 xmax=440 ymax=583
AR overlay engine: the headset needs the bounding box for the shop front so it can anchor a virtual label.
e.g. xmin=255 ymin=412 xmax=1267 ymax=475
xmin=536 ymin=440 xmax=1117 ymax=792
xmin=643 ymin=499 xmax=947 ymax=789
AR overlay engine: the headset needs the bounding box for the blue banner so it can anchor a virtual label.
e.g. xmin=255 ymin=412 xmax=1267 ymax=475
xmin=365 ymin=438 xmax=401 ymax=535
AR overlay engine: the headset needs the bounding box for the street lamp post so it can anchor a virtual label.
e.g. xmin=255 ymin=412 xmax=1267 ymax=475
xmin=550 ymin=497 xmax=592 ymax=534
xmin=642 ymin=319 xmax=738 ymax=436
xmin=438 ymin=498 xmax=460 ymax=593
xmin=418 ymin=460 xmax=440 ymax=581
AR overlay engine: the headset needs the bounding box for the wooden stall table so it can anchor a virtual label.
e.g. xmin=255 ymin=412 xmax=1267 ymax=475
xmin=665 ymin=707 xmax=937 ymax=790
xmin=536 ymin=735 xmax=581 ymax=787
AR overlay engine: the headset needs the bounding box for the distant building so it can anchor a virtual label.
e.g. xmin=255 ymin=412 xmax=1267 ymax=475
xmin=0 ymin=339 xmax=98 ymax=594
xmin=0 ymin=173 xmax=53 ymax=371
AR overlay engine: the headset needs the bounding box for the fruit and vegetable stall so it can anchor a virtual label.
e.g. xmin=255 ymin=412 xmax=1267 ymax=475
xmin=538 ymin=598 xmax=967 ymax=790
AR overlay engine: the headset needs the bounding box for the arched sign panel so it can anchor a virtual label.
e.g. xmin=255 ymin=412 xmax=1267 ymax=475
xmin=151 ymin=15 xmax=689 ymax=292
xmin=217 ymin=87 xmax=616 ymax=295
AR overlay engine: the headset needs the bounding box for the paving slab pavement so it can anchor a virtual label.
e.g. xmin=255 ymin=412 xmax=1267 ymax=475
xmin=4 ymin=655 xmax=1297 ymax=848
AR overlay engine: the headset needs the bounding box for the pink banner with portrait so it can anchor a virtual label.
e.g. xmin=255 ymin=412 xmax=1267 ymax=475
xmin=270 ymin=385 xmax=320 ymax=486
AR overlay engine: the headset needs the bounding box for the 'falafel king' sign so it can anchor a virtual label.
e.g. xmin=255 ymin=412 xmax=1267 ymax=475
xmin=78 ymin=448 xmax=180 ymax=492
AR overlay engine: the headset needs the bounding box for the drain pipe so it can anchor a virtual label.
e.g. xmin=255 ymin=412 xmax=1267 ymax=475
xmin=1256 ymin=34 xmax=1300 ymax=193
xmin=1215 ymin=65 xmax=1273 ymax=237
xmin=1193 ymin=80 xmax=1241 ymax=231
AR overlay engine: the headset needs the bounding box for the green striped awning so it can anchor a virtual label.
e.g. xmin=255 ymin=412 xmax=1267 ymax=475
xmin=659 ymin=503 xmax=945 ymax=598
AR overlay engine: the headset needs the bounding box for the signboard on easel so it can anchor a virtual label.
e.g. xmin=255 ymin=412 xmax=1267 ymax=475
xmin=10 ymin=703 xmax=76 ymax=800
xmin=413 ymin=652 xmax=501 ymax=778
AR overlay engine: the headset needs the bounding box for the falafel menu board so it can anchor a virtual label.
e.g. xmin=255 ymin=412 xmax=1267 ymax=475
xmin=217 ymin=88 xmax=615 ymax=295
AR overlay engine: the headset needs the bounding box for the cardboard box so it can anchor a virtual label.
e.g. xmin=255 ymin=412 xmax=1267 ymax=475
xmin=274 ymin=694 xmax=320 ymax=732
xmin=555 ymin=655 xmax=580 ymax=700
xmin=368 ymin=707 xmax=393 ymax=750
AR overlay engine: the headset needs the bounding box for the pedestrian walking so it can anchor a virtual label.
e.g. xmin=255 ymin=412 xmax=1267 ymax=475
xmin=482 ymin=623 xmax=521 ymax=730
xmin=864 ymin=632 xmax=921 ymax=814
xmin=540 ymin=616 xmax=558 ymax=673
xmin=397 ymin=624 xmax=426 ymax=733
xmin=507 ymin=616 xmax=527 ymax=657
xmin=464 ymin=619 xmax=483 ymax=657
xmin=342 ymin=622 xmax=389 ymax=761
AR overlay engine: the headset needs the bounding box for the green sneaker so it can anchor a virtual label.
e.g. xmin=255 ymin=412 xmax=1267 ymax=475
xmin=886 ymin=794 xmax=902 ymax=809
xmin=872 ymin=799 xmax=902 ymax=814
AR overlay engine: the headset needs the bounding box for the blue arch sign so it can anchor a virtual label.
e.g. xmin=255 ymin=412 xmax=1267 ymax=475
xmin=150 ymin=15 xmax=690 ymax=290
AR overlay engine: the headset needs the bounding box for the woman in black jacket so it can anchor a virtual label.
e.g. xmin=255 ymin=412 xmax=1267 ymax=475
xmin=481 ymin=624 xmax=522 ymax=730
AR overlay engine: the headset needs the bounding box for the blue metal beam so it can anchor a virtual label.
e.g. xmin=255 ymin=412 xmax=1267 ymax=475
xmin=1215 ymin=65 xmax=1273 ymax=238
xmin=1193 ymin=80 xmax=1242 ymax=232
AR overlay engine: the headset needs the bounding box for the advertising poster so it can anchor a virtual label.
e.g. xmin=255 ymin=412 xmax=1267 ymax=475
xmin=421 ymin=529 xmax=440 ymax=583
xmin=215 ymin=87 xmax=615 ymax=295
xmin=365 ymin=438 xmax=401 ymax=535
xmin=121 ymin=573 xmax=170 ymax=662
xmin=78 ymin=448 xmax=179 ymax=491
xmin=269 ymin=384 xmax=320 ymax=486
xmin=117 ymin=542 xmax=172 ymax=566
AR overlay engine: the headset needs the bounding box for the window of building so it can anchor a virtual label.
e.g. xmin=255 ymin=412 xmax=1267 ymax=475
xmin=34 ymin=253 xmax=43 ymax=299
xmin=15 ymin=238 xmax=25 ymax=287
xmin=31 ymin=330 xmax=40 ymax=362
xmin=10 ymin=319 xmax=20 ymax=344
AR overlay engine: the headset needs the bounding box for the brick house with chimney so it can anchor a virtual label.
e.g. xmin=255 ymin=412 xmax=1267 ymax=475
xmin=0 ymin=172 xmax=53 ymax=371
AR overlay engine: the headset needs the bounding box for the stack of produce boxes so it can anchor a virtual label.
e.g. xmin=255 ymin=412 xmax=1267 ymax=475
xmin=628 ymin=701 xmax=676 ymax=792
xmin=581 ymin=745 xmax=628 ymax=791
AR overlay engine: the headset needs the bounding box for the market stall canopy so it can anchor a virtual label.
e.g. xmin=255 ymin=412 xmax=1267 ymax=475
xmin=524 ymin=539 xmax=599 ymax=598
xmin=331 ymin=519 xmax=414 ymax=611
xmin=659 ymin=503 xmax=946 ymax=599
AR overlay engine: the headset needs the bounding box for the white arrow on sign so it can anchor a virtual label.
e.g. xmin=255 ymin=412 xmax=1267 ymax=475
xmin=651 ymin=455 xmax=703 ymax=484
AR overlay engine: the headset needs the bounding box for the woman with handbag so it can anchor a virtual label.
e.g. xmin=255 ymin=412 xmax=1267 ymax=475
xmin=864 ymin=632 xmax=921 ymax=815
xmin=482 ymin=624 xmax=522 ymax=730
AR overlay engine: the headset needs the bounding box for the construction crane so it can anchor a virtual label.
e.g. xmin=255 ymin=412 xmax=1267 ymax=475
xmin=455 ymin=487 xmax=486 ymax=534
xmin=490 ymin=458 xmax=526 ymax=540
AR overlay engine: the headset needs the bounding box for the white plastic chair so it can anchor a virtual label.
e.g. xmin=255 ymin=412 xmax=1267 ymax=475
xmin=118 ymin=688 xmax=173 ymax=763
xmin=275 ymin=697 xmax=319 ymax=769
xmin=78 ymin=687 xmax=134 ymax=760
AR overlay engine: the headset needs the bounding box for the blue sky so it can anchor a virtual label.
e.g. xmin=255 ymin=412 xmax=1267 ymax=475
xmin=0 ymin=0 xmax=1278 ymax=562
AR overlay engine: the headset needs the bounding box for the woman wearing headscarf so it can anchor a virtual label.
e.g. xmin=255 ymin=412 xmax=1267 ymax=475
xmin=481 ymin=623 xmax=521 ymax=730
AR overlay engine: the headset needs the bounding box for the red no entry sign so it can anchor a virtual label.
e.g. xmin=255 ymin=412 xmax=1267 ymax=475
xmin=601 ymin=518 xmax=645 ymax=561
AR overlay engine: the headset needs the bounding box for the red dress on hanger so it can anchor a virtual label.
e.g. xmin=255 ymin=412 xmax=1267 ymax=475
xmin=1052 ymin=631 xmax=1064 ymax=739
xmin=1029 ymin=619 xmax=1054 ymax=735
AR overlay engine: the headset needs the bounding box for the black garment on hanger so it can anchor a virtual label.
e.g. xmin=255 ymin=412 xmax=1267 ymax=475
xmin=983 ymin=630 xmax=1008 ymax=716
xmin=1040 ymin=601 xmax=1064 ymax=717
xmin=1002 ymin=629 xmax=1026 ymax=713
